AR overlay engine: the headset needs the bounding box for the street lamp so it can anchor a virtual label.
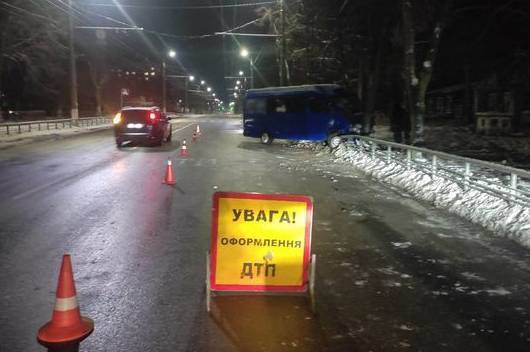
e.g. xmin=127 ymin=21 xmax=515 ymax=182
xmin=239 ymin=70 xmax=244 ymax=76
xmin=162 ymin=49 xmax=177 ymax=113
xmin=240 ymin=48 xmax=254 ymax=89
xmin=200 ymin=80 xmax=205 ymax=85
xmin=207 ymin=87 xmax=212 ymax=92
xmin=184 ymin=75 xmax=196 ymax=113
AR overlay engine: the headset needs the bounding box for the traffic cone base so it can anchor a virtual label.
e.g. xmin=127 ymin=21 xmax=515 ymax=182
xmin=163 ymin=159 xmax=176 ymax=185
xmin=37 ymin=316 xmax=94 ymax=345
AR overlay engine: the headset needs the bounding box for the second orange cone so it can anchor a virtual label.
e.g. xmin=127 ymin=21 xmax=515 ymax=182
xmin=163 ymin=158 xmax=176 ymax=185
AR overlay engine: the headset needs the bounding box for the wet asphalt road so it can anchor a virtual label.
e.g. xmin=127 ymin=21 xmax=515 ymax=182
xmin=0 ymin=115 xmax=529 ymax=352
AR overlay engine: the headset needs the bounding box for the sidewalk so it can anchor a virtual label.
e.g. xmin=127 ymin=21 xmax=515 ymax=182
xmin=0 ymin=122 xmax=112 ymax=150
xmin=0 ymin=114 xmax=208 ymax=150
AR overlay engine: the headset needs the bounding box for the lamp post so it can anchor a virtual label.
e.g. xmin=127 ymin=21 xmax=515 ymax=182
xmin=162 ymin=50 xmax=177 ymax=113
xmin=185 ymin=75 xmax=194 ymax=113
xmin=68 ymin=0 xmax=79 ymax=123
xmin=240 ymin=48 xmax=254 ymax=89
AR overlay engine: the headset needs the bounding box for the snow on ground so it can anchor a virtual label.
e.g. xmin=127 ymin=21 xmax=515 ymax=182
xmin=0 ymin=123 xmax=112 ymax=149
xmin=293 ymin=140 xmax=530 ymax=248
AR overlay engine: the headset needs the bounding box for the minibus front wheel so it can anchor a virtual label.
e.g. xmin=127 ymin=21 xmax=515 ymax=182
xmin=327 ymin=134 xmax=342 ymax=149
xmin=260 ymin=132 xmax=273 ymax=145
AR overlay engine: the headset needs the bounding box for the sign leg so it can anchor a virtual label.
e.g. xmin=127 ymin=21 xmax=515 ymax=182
xmin=309 ymin=254 xmax=316 ymax=314
xmin=206 ymin=251 xmax=211 ymax=313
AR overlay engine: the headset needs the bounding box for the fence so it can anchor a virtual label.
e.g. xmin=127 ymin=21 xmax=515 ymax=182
xmin=350 ymin=136 xmax=530 ymax=207
xmin=1 ymin=117 xmax=111 ymax=135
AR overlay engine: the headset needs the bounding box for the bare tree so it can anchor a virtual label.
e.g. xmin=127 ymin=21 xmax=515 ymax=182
xmin=400 ymin=0 xmax=453 ymax=144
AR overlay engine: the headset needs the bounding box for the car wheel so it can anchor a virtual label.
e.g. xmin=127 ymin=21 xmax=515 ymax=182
xmin=116 ymin=139 xmax=122 ymax=148
xmin=260 ymin=132 xmax=273 ymax=145
xmin=327 ymin=134 xmax=342 ymax=149
xmin=166 ymin=127 xmax=172 ymax=142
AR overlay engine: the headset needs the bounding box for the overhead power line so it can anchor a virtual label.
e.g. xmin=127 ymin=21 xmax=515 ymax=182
xmin=86 ymin=1 xmax=276 ymax=10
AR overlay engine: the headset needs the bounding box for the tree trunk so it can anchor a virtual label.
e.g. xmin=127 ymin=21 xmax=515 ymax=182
xmin=363 ymin=26 xmax=385 ymax=134
xmin=401 ymin=0 xmax=416 ymax=143
xmin=401 ymin=0 xmax=452 ymax=144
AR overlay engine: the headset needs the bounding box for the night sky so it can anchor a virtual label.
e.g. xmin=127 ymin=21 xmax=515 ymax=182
xmin=79 ymin=0 xmax=266 ymax=101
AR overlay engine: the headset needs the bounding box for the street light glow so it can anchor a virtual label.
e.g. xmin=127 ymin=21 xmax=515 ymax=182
xmin=212 ymin=93 xmax=216 ymax=97
xmin=200 ymin=80 xmax=205 ymax=85
xmin=236 ymin=80 xmax=241 ymax=85
xmin=207 ymin=87 xmax=212 ymax=92
xmin=240 ymin=48 xmax=249 ymax=58
xmin=168 ymin=50 xmax=176 ymax=58
xmin=239 ymin=71 xmax=244 ymax=76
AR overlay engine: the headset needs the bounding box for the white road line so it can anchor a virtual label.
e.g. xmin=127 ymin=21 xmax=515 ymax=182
xmin=172 ymin=123 xmax=195 ymax=135
xmin=13 ymin=180 xmax=62 ymax=200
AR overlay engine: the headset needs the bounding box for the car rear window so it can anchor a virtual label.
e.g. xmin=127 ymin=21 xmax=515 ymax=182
xmin=122 ymin=110 xmax=148 ymax=123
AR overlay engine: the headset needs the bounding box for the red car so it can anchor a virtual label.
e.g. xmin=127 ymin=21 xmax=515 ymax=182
xmin=113 ymin=107 xmax=172 ymax=147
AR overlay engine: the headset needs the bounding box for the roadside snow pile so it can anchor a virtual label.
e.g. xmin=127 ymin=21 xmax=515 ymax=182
xmin=302 ymin=141 xmax=530 ymax=248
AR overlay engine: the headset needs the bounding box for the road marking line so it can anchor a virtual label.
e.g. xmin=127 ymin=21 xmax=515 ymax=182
xmin=13 ymin=180 xmax=62 ymax=200
xmin=172 ymin=123 xmax=194 ymax=135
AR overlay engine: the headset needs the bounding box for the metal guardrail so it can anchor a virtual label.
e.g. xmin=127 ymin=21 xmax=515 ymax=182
xmin=348 ymin=136 xmax=530 ymax=207
xmin=0 ymin=117 xmax=111 ymax=135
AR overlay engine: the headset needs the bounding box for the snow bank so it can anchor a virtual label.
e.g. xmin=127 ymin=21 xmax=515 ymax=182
xmin=298 ymin=142 xmax=530 ymax=248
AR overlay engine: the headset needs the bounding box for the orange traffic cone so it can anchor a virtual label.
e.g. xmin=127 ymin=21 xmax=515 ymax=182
xmin=191 ymin=132 xmax=197 ymax=143
xmin=37 ymin=255 xmax=94 ymax=351
xmin=162 ymin=158 xmax=176 ymax=185
xmin=180 ymin=140 xmax=189 ymax=157
xmin=196 ymin=124 xmax=201 ymax=136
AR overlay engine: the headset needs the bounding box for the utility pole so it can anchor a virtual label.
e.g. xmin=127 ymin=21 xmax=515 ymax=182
xmin=250 ymin=56 xmax=255 ymax=89
xmin=279 ymin=0 xmax=286 ymax=86
xmin=185 ymin=79 xmax=189 ymax=113
xmin=68 ymin=0 xmax=79 ymax=123
xmin=162 ymin=61 xmax=167 ymax=113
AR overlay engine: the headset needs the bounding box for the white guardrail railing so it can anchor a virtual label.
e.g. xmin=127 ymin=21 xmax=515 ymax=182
xmin=0 ymin=117 xmax=111 ymax=135
xmin=347 ymin=136 xmax=530 ymax=208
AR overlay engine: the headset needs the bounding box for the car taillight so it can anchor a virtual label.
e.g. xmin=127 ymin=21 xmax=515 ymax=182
xmin=113 ymin=112 xmax=122 ymax=124
xmin=147 ymin=111 xmax=158 ymax=124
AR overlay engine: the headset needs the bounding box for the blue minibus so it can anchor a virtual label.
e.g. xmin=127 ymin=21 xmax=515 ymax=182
xmin=243 ymin=84 xmax=362 ymax=146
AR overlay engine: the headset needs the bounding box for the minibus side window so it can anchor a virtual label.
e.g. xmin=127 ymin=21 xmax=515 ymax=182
xmin=308 ymin=97 xmax=331 ymax=113
xmin=268 ymin=97 xmax=287 ymax=113
xmin=255 ymin=98 xmax=266 ymax=113
xmin=246 ymin=98 xmax=257 ymax=113
xmin=285 ymin=96 xmax=306 ymax=113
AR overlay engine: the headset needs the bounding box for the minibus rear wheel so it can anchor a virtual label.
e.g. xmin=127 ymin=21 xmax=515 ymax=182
xmin=261 ymin=132 xmax=273 ymax=145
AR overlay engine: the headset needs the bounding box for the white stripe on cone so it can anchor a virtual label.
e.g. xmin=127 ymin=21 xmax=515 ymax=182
xmin=54 ymin=296 xmax=79 ymax=311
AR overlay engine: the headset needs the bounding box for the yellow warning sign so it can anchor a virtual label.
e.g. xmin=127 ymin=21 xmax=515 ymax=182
xmin=210 ymin=192 xmax=313 ymax=292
